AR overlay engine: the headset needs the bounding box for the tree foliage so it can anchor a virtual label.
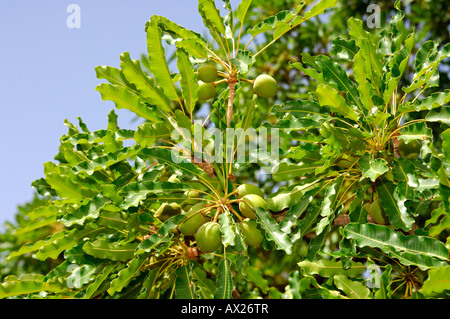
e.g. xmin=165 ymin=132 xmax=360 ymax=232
xmin=1 ymin=0 xmax=449 ymax=299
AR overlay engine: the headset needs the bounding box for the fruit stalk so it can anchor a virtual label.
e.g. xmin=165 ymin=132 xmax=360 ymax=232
xmin=226 ymin=75 xmax=238 ymax=127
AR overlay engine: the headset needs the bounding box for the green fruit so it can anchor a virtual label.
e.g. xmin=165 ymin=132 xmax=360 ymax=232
xmin=237 ymin=184 xmax=264 ymax=199
xmin=398 ymin=139 xmax=421 ymax=160
xmin=365 ymin=199 xmax=389 ymax=225
xmin=197 ymin=64 xmax=218 ymax=83
xmin=154 ymin=202 xmax=182 ymax=221
xmin=185 ymin=190 xmax=200 ymax=205
xmin=253 ymin=74 xmax=278 ymax=98
xmin=239 ymin=194 xmax=267 ymax=219
xmin=239 ymin=218 xmax=264 ymax=247
xmin=195 ymin=222 xmax=222 ymax=253
xmin=179 ymin=206 xmax=205 ymax=236
xmin=198 ymin=81 xmax=217 ymax=101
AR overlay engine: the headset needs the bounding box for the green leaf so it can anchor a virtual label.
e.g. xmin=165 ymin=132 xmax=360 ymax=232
xmin=175 ymin=264 xmax=196 ymax=299
xmin=236 ymin=0 xmax=252 ymax=24
xmin=347 ymin=17 xmax=382 ymax=89
xmin=358 ymin=154 xmax=389 ymax=182
xmin=400 ymin=89 xmax=450 ymax=112
xmin=255 ymin=207 xmax=293 ymax=254
xmin=331 ymin=37 xmax=358 ymax=61
xmin=343 ymin=223 xmax=449 ymax=270
xmin=119 ymin=52 xmax=172 ymax=114
xmin=147 ymin=16 xmax=181 ymax=102
xmin=218 ymin=212 xmax=236 ymax=248
xmin=72 ymin=145 xmax=141 ymax=176
xmin=135 ymin=215 xmax=185 ymax=255
xmin=298 ymin=259 xmax=366 ymax=278
xmin=138 ymin=148 xmax=203 ymax=179
xmin=231 ymin=50 xmax=255 ymax=74
xmin=353 ymin=50 xmax=374 ymax=110
xmin=176 ymin=46 xmax=198 ymax=114
xmin=420 ymin=266 xmax=450 ymax=296
xmin=246 ymin=265 xmax=269 ymax=294
xmin=398 ymin=122 xmax=432 ymax=143
xmin=214 ymin=258 xmax=234 ymax=299
xmin=84 ymin=263 xmax=116 ymax=299
xmin=442 ymin=129 xmax=450 ymax=162
xmin=61 ymin=194 xmax=110 ymax=227
xmin=119 ymin=181 xmax=191 ymax=209
xmin=383 ymin=31 xmax=415 ymax=104
xmin=376 ymin=179 xmax=414 ymax=231
xmin=333 ymin=275 xmax=372 ymax=299
xmin=134 ymin=122 xmax=171 ymax=147
xmin=35 ymin=225 xmax=114 ymax=261
xmin=315 ymin=55 xmax=361 ymax=111
xmin=95 ymin=83 xmax=161 ymax=122
xmin=272 ymin=162 xmax=319 ymax=181
xmin=82 ymin=239 xmax=138 ymax=262
xmin=425 ymin=107 xmax=450 ymax=124
xmin=0 ymin=274 xmax=64 ymax=298
xmin=107 ymin=254 xmax=149 ymax=295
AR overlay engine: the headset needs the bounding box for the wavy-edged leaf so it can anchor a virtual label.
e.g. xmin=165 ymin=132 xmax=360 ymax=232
xmin=315 ymin=55 xmax=361 ymax=111
xmin=400 ymin=89 xmax=450 ymax=112
xmin=376 ymin=179 xmax=414 ymax=231
xmin=420 ymin=266 xmax=450 ymax=296
xmin=0 ymin=274 xmax=64 ymax=298
xmin=218 ymin=212 xmax=236 ymax=248
xmin=255 ymin=207 xmax=293 ymax=254
xmin=147 ymin=16 xmax=181 ymax=102
xmin=316 ymin=84 xmax=358 ymax=121
xmin=175 ymin=264 xmax=196 ymax=299
xmin=333 ymin=275 xmax=372 ymax=299
xmin=107 ymin=254 xmax=149 ymax=296
xmin=236 ymin=0 xmax=252 ymax=24
xmin=84 ymin=263 xmax=116 ymax=299
xmin=214 ymin=258 xmax=234 ymax=299
xmin=198 ymin=0 xmax=226 ymax=38
xmin=192 ymin=262 xmax=216 ymax=299
xmin=347 ymin=17 xmax=382 ymax=90
xmin=134 ymin=122 xmax=171 ymax=147
xmin=425 ymin=107 xmax=450 ymax=124
xmin=398 ymin=122 xmax=432 ymax=143
xmin=135 ymin=215 xmax=185 ymax=255
xmin=120 ymin=52 xmax=172 ymax=114
xmin=72 ymin=145 xmax=141 ymax=176
xmin=35 ymin=225 xmax=113 ymax=261
xmin=119 ymin=181 xmax=191 ymax=210
xmin=267 ymin=181 xmax=320 ymax=214
xmin=271 ymin=99 xmax=329 ymax=120
xmin=176 ymin=46 xmax=198 ymax=114
xmin=358 ymin=154 xmax=389 ymax=182
xmin=43 ymin=162 xmax=96 ymax=201
xmin=246 ymin=265 xmax=269 ymax=294
xmin=14 ymin=205 xmax=58 ymax=235
xmin=249 ymin=5 xmax=303 ymax=38
xmin=8 ymin=231 xmax=66 ymax=259
xmin=343 ymin=223 xmax=449 ymax=269
xmin=272 ymin=162 xmax=319 ymax=181
xmin=331 ymin=37 xmax=358 ymax=61
xmin=353 ymin=50 xmax=374 ymax=110
xmin=95 ymin=83 xmax=161 ymax=122
xmin=83 ymin=239 xmax=138 ymax=262
xmin=442 ymin=129 xmax=450 ymax=162
xmin=138 ymin=147 xmax=202 ymax=179
xmin=404 ymin=42 xmax=450 ymax=93
xmin=61 ymin=194 xmax=110 ymax=227
xmin=298 ymin=259 xmax=366 ymax=278
xmin=383 ymin=31 xmax=415 ymax=104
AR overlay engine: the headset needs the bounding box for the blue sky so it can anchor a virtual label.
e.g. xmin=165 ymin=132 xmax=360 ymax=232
xmin=0 ymin=1 xmax=211 ymax=227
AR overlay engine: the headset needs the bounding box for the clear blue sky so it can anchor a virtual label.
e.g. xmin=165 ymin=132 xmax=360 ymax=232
xmin=0 ymin=1 xmax=210 ymax=227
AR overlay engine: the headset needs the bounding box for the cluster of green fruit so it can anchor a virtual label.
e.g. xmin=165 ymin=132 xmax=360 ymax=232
xmin=196 ymin=64 xmax=278 ymax=100
xmin=154 ymin=185 xmax=267 ymax=254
